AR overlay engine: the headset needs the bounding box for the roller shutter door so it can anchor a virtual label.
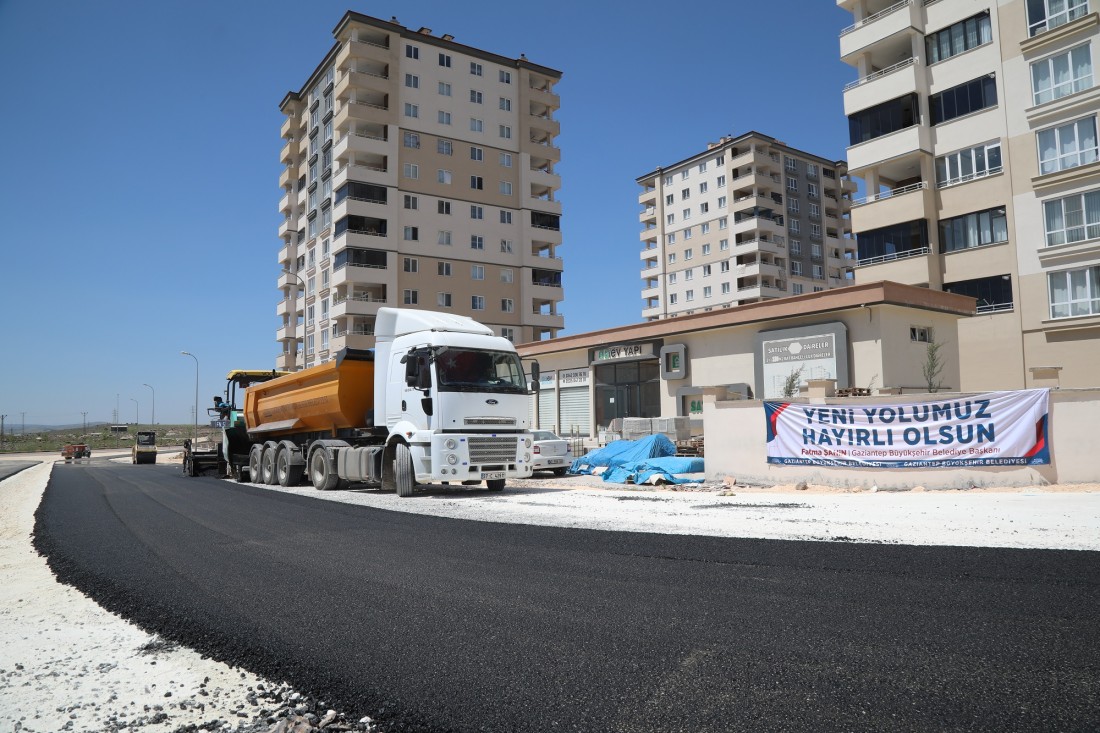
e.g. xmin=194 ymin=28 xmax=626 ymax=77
xmin=558 ymin=387 xmax=591 ymax=437
xmin=538 ymin=390 xmax=557 ymax=432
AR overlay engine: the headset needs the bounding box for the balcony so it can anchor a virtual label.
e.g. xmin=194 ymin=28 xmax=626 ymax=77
xmin=526 ymin=79 xmax=560 ymax=110
xmin=839 ymin=0 xmax=919 ymax=61
xmin=523 ymin=137 xmax=561 ymax=163
xmin=732 ymin=214 xmax=785 ymax=238
xmin=734 ymin=237 xmax=786 ymax=257
xmin=341 ymin=37 xmax=392 ymax=66
xmin=279 ymin=166 xmax=294 ymax=189
xmin=528 ymin=165 xmax=559 ymax=192
xmin=332 ymin=291 xmax=387 ymax=318
xmin=334 ymin=130 xmax=390 ymax=163
xmin=847 ymin=124 xmax=931 ymax=173
xmin=277 ymin=243 xmax=291 ymax=266
xmin=851 ymin=181 xmax=931 ymax=232
xmin=853 ymin=247 xmax=937 ymax=287
xmin=843 ymin=57 xmax=918 ymax=116
xmin=335 ymin=68 xmax=391 ymax=102
xmin=529 ymin=109 xmax=560 ymax=137
xmin=335 ymin=97 xmax=390 ymax=129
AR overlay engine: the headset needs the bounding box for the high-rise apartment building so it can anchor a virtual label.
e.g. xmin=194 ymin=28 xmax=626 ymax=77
xmin=637 ymin=132 xmax=856 ymax=320
xmin=840 ymin=0 xmax=1099 ymax=388
xmin=276 ymin=12 xmax=563 ymax=370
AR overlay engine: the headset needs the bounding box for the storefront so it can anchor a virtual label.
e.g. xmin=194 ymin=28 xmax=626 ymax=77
xmin=519 ymin=282 xmax=977 ymax=440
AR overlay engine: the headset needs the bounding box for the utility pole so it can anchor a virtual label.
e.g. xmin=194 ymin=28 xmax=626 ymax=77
xmin=143 ymin=383 xmax=155 ymax=425
xmin=20 ymin=411 xmax=25 ymax=436
xmin=0 ymin=415 xmax=5 ymax=452
xmin=82 ymin=411 xmax=88 ymax=439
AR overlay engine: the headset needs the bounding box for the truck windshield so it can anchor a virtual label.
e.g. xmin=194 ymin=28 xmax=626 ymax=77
xmin=137 ymin=433 xmax=156 ymax=446
xmin=435 ymin=349 xmax=527 ymax=393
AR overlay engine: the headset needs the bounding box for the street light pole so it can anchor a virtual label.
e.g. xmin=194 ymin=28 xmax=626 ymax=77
xmin=130 ymin=398 xmax=138 ymax=427
xmin=181 ymin=351 xmax=199 ymax=440
xmin=142 ymin=383 xmax=155 ymax=425
xmin=82 ymin=411 xmax=87 ymax=439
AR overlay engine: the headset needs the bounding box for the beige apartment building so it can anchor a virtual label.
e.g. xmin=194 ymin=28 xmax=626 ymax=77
xmin=840 ymin=0 xmax=1100 ymax=389
xmin=637 ymin=132 xmax=857 ymax=321
xmin=276 ymin=12 xmax=563 ymax=370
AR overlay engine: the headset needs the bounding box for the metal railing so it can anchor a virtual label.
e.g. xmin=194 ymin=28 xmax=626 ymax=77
xmin=856 ymin=246 xmax=931 ymax=267
xmin=839 ymin=0 xmax=911 ymax=36
xmin=843 ymin=56 xmax=916 ymax=91
xmin=976 ymin=302 xmax=1014 ymax=314
xmin=852 ymin=180 xmax=926 ymax=206
xmin=937 ymin=166 xmax=1002 ymax=189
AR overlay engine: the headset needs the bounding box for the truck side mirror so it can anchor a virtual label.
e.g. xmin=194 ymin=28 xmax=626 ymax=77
xmin=529 ymin=360 xmax=540 ymax=393
xmin=415 ymin=355 xmax=432 ymax=390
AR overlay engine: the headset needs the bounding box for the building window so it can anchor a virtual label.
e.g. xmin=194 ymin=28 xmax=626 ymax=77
xmin=438 ymin=111 xmax=452 ymax=125
xmin=438 ymin=169 xmax=452 ymax=184
xmin=664 ymin=175 xmax=673 ymax=186
xmin=501 ymin=298 xmax=514 ymax=313
xmin=438 ymin=200 xmax=451 ymax=215
xmin=406 ymin=45 xmax=419 ymax=59
xmin=668 ymin=273 xmax=677 ymax=284
xmin=472 ymin=295 xmax=485 ymax=310
xmin=790 ymin=239 xmax=802 ymax=255
xmin=439 ymin=229 xmax=453 ymax=246
xmin=470 ymin=146 xmax=484 ymax=162
xmin=785 ymin=156 xmax=797 ymax=172
xmin=681 ymin=170 xmax=690 ymax=180
xmin=403 ymin=257 xmax=418 ymax=273
xmin=470 ymin=205 xmax=484 ymax=219
xmin=501 ymin=268 xmax=513 ymax=283
xmin=439 ymin=53 xmax=451 ymax=67
xmin=927 ymin=12 xmax=993 ymax=64
xmin=704 ymin=286 xmax=712 ymax=298
xmin=813 ymin=264 xmax=824 ymax=279
xmin=499 ymin=125 xmax=512 ymax=139
xmin=666 ymin=233 xmax=676 ymax=245
xmin=685 ymin=290 xmax=694 ymax=302
xmin=404 ymin=289 xmax=419 ymax=305
xmin=685 ymin=268 xmax=694 ymax=281
xmin=717 ymin=175 xmax=726 ymax=188
xmin=685 ymin=248 xmax=694 ymax=260
xmin=439 ymin=81 xmax=451 ymax=96
xmin=856 ymin=219 xmax=929 ymax=262
xmin=703 ymin=264 xmax=712 ymax=276
xmin=500 ymin=152 xmax=513 ymax=167
xmin=470 ymin=62 xmax=483 ymax=76
xmin=472 ymin=265 xmax=485 ymax=280
xmin=438 ymin=262 xmax=452 ymax=276
xmin=1044 ymin=190 xmax=1100 ymax=245
xmin=936 ymin=141 xmax=1002 ymax=187
xmin=787 ymin=178 xmax=798 ymax=192
xmin=500 ymin=70 xmax=511 ymax=84
xmin=499 ymin=181 xmax=513 ymax=196
xmin=500 ymin=239 xmax=513 ymax=252
xmin=812 ymin=242 xmax=823 ymax=258
xmin=720 ymin=261 xmax=730 ymax=272
xmin=403 ymin=226 xmax=419 ymax=241
xmin=682 ymin=208 xmax=691 ymax=219
xmin=1027 ymin=0 xmax=1089 ymax=37
xmin=789 ymin=219 xmax=801 ymax=234
xmin=500 ymin=210 xmax=512 ymax=224
xmin=721 ymin=282 xmax=731 ymax=294
xmin=667 ymin=214 xmax=675 ymax=225
xmin=470 ymin=118 xmax=483 ymax=132
xmin=684 ymin=228 xmax=693 ymax=240
xmin=701 ymin=223 xmax=710 ymax=234
xmin=437 ymin=292 xmax=452 ymax=308
xmin=718 ymin=217 xmax=727 ymax=229
xmin=911 ymin=326 xmax=931 ymax=342
xmin=470 ymin=90 xmax=483 ymax=104
xmin=791 ymin=262 xmax=803 ymax=276
xmin=471 ymin=235 xmax=484 ymax=250
xmin=848 ymin=94 xmax=919 ymax=145
xmin=438 ymin=138 xmax=453 ymax=155
xmin=405 ymin=73 xmax=419 ymax=89
xmin=940 ymin=207 xmax=1009 ymax=252
xmin=1037 ymin=116 xmax=1098 ymax=174
xmin=1032 ymin=45 xmax=1092 ymax=106
xmin=1049 ymin=265 xmax=1100 ymax=318
xmin=668 ymin=253 xmax=676 ymax=264
xmin=789 ymin=199 xmax=800 ymax=213
xmin=499 ymin=97 xmax=512 ymax=112
xmin=720 ymin=239 xmax=729 ymax=251
xmin=702 ymin=244 xmax=711 ymax=256
xmin=931 ymin=75 xmax=998 ymax=125
xmin=681 ymin=188 xmax=690 ymax=200
xmin=403 ymin=194 xmax=418 ymax=210
xmin=669 ymin=293 xmax=678 ymax=305
xmin=403 ymin=163 xmax=419 ymax=179
xmin=404 ymin=103 xmax=419 ymax=118
xmin=700 ymin=202 xmax=710 ymax=214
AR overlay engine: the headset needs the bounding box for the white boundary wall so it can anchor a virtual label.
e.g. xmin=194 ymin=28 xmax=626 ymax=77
xmin=703 ymin=389 xmax=1100 ymax=489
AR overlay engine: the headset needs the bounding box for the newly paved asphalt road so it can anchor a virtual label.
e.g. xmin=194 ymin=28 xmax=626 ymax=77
xmin=34 ymin=461 xmax=1100 ymax=732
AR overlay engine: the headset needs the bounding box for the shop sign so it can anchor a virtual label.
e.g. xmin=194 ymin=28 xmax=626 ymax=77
xmin=559 ymin=368 xmax=590 ymax=388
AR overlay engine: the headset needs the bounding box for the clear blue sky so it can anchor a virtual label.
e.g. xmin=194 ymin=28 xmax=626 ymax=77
xmin=0 ymin=0 xmax=856 ymax=427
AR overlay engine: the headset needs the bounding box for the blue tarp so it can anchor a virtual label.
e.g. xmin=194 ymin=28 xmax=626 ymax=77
xmin=570 ymin=435 xmax=704 ymax=485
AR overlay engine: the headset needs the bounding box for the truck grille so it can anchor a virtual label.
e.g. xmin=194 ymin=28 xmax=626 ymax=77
xmin=468 ymin=436 xmax=518 ymax=463
xmin=465 ymin=417 xmax=517 ymax=426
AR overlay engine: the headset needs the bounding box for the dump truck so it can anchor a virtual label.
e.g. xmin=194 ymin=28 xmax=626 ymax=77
xmin=132 ymin=431 xmax=157 ymax=464
xmin=62 ymin=443 xmax=91 ymax=461
xmin=226 ymin=308 xmax=538 ymax=496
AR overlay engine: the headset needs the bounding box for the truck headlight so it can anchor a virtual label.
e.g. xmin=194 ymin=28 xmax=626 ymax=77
xmin=524 ymin=437 xmax=532 ymax=448
xmin=524 ymin=453 xmax=531 ymax=462
xmin=445 ymin=438 xmax=457 ymax=450
xmin=446 ymin=453 xmax=458 ymax=465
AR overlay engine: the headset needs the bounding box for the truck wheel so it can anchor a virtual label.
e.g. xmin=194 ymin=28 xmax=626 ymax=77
xmin=552 ymin=468 xmax=568 ymax=477
xmin=309 ymin=448 xmax=340 ymax=491
xmin=276 ymin=447 xmax=304 ymax=487
xmin=486 ymin=479 xmax=505 ymax=492
xmin=395 ymin=443 xmax=414 ymax=497
xmin=261 ymin=445 xmax=278 ymax=485
xmin=248 ymin=445 xmax=263 ymax=484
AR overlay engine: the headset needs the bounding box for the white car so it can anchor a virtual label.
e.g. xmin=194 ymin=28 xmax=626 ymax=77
xmin=531 ymin=430 xmax=572 ymax=476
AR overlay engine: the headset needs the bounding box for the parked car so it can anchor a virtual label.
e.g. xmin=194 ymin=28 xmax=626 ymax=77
xmin=531 ymin=430 xmax=572 ymax=476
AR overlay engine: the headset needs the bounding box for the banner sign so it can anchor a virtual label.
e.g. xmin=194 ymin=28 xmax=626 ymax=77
xmin=764 ymin=389 xmax=1050 ymax=468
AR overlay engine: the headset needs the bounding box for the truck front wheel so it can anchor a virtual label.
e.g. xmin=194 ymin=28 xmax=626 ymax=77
xmin=486 ymin=479 xmax=505 ymax=492
xmin=309 ymin=448 xmax=341 ymax=491
xmin=394 ymin=443 xmax=415 ymax=498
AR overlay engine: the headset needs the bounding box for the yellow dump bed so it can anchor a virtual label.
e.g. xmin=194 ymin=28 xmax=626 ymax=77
xmin=243 ymin=349 xmax=375 ymax=438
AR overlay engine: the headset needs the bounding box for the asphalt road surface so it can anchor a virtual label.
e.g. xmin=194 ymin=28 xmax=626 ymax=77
xmin=34 ymin=461 xmax=1100 ymax=732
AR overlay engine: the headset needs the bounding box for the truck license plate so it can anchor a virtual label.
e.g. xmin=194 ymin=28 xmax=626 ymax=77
xmin=483 ymin=471 xmax=505 ymax=480
xmin=548 ymin=459 xmax=563 ymax=465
